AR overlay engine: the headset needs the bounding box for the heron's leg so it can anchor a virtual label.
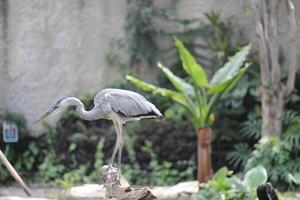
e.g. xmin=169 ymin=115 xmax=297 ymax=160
xmin=108 ymin=121 xmax=121 ymax=168
xmin=117 ymin=123 xmax=124 ymax=175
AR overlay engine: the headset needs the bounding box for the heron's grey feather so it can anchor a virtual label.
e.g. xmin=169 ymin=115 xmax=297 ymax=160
xmin=94 ymin=89 xmax=162 ymax=119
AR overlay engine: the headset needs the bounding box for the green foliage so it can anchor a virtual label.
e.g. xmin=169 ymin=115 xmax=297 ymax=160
xmin=0 ymin=112 xmax=41 ymax=183
xmin=190 ymin=166 xmax=268 ymax=200
xmin=137 ymin=140 xmax=193 ymax=185
xmin=37 ymin=151 xmax=65 ymax=183
xmin=243 ymin=165 xmax=268 ymax=191
xmin=56 ymin=165 xmax=89 ymax=189
xmin=107 ymin=0 xmax=176 ymax=72
xmin=174 ymin=38 xmax=208 ymax=87
xmin=126 ymin=0 xmax=175 ymax=65
xmin=102 ymin=136 xmax=193 ymax=186
xmin=240 ymin=113 xmax=261 ymax=140
xmin=127 ymin=39 xmax=251 ymax=129
xmin=0 ymin=110 xmax=193 ymax=186
xmin=245 ymin=136 xmax=300 ymax=190
xmin=36 ymin=124 xmax=65 ymax=184
xmin=85 ymin=138 xmax=106 ymax=183
xmin=226 ymin=108 xmax=298 ymax=168
xmin=14 ymin=142 xmax=39 ymax=172
xmin=283 ymin=112 xmax=300 ymax=148
xmin=226 ymin=143 xmax=252 ymax=169
xmin=289 ymin=173 xmax=300 ymax=185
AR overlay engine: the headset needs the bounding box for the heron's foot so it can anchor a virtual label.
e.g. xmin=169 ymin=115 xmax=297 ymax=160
xmin=101 ymin=165 xmax=121 ymax=186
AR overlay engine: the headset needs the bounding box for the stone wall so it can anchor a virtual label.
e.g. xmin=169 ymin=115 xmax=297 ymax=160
xmin=0 ymin=0 xmax=299 ymax=135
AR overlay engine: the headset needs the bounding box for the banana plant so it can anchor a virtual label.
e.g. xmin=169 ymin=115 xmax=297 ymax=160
xmin=127 ymin=38 xmax=251 ymax=129
xmin=126 ymin=38 xmax=251 ymax=182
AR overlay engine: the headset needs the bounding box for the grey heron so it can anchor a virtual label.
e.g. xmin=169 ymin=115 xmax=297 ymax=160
xmin=36 ymin=88 xmax=163 ymax=178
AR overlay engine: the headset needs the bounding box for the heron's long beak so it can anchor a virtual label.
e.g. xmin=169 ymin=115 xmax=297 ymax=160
xmin=34 ymin=106 xmax=60 ymax=123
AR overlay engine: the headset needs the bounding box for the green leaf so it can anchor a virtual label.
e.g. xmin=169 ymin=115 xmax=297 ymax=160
xmin=209 ymin=45 xmax=251 ymax=86
xmin=158 ymin=62 xmax=195 ymax=97
xmin=288 ymin=173 xmax=300 ymax=185
xmin=208 ymin=63 xmax=250 ymax=93
xmin=69 ymin=143 xmax=77 ymax=152
xmin=244 ymin=165 xmax=268 ymax=190
xmin=212 ymin=167 xmax=229 ymax=182
xmin=227 ymin=177 xmax=248 ymax=193
xmin=126 ymin=75 xmax=188 ymax=107
xmin=211 ymin=167 xmax=232 ymax=191
xmin=174 ymin=38 xmax=208 ymax=87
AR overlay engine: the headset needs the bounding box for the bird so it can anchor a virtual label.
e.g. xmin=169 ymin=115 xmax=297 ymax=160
xmin=35 ymin=88 xmax=163 ymax=178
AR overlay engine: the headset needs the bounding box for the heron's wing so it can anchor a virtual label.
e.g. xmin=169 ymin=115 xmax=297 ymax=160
xmin=95 ymin=89 xmax=162 ymax=118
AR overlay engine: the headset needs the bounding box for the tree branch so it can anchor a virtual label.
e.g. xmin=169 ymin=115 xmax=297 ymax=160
xmin=284 ymin=0 xmax=297 ymax=97
xmin=252 ymin=0 xmax=271 ymax=88
xmin=0 ymin=150 xmax=32 ymax=197
xmin=269 ymin=1 xmax=281 ymax=90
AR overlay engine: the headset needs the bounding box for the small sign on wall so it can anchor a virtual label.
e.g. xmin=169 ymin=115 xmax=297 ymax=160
xmin=2 ymin=121 xmax=18 ymax=143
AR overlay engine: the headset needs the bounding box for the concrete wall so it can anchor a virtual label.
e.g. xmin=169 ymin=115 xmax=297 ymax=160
xmin=0 ymin=1 xmax=7 ymax=113
xmin=0 ymin=0 xmax=299 ymax=135
xmin=0 ymin=0 xmax=127 ymax=134
xmin=177 ymin=0 xmax=300 ymax=51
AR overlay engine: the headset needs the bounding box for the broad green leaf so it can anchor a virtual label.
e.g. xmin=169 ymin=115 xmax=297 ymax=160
xmin=158 ymin=62 xmax=195 ymax=97
xmin=174 ymin=38 xmax=208 ymax=87
xmin=126 ymin=75 xmax=188 ymax=107
xmin=227 ymin=177 xmax=248 ymax=193
xmin=212 ymin=167 xmax=229 ymax=182
xmin=209 ymin=45 xmax=251 ymax=86
xmin=208 ymin=63 xmax=250 ymax=93
xmin=244 ymin=165 xmax=268 ymax=190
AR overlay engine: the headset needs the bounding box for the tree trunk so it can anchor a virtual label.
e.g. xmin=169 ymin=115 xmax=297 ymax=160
xmin=261 ymin=87 xmax=284 ymax=138
xmin=197 ymin=127 xmax=213 ymax=183
xmin=252 ymin=0 xmax=297 ymax=138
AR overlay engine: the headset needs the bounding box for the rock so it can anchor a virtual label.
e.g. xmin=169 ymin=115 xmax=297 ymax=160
xmin=151 ymin=181 xmax=199 ymax=200
xmin=0 ymin=197 xmax=48 ymax=200
xmin=63 ymin=184 xmax=105 ymax=200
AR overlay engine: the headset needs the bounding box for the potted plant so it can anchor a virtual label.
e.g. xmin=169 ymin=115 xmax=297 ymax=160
xmin=127 ymin=38 xmax=251 ymax=182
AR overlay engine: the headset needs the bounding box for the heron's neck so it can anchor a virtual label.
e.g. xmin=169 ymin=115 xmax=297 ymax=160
xmin=67 ymin=98 xmax=95 ymax=121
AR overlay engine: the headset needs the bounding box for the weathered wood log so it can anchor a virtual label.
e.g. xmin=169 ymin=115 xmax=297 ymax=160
xmin=100 ymin=165 xmax=156 ymax=200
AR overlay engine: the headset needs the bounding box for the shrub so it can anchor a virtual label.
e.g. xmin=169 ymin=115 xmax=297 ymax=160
xmin=190 ymin=166 xmax=268 ymax=200
xmin=245 ymin=137 xmax=300 ymax=190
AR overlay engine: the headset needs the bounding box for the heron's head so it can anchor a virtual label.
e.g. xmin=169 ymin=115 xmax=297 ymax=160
xmin=34 ymin=97 xmax=68 ymax=123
